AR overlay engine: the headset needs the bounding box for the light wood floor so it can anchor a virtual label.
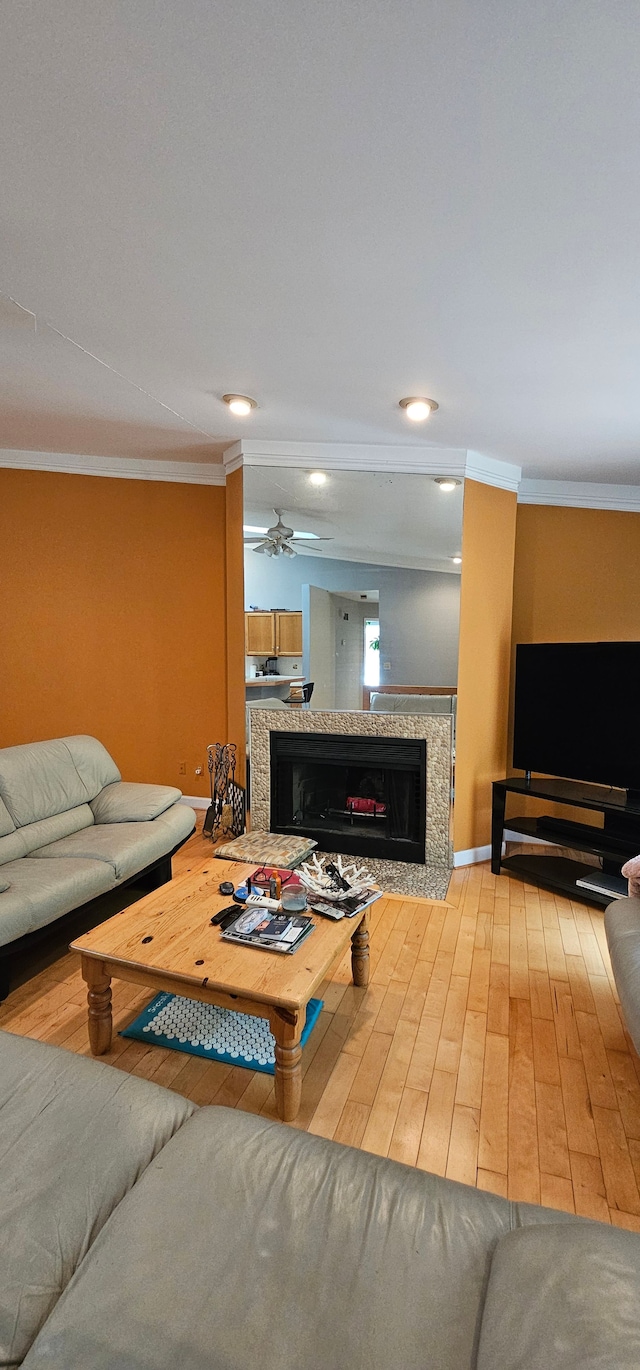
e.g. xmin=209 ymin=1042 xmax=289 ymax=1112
xmin=3 ymin=823 xmax=640 ymax=1230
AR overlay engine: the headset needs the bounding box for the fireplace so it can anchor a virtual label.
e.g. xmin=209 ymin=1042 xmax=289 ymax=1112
xmin=270 ymin=731 xmax=426 ymax=863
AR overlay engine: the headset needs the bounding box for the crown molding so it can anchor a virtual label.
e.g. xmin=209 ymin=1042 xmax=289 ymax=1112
xmin=465 ymin=450 xmax=521 ymax=493
xmin=226 ymin=438 xmax=469 ymax=476
xmin=226 ymin=438 xmax=522 ymax=491
xmin=5 ymin=443 xmax=638 ymax=511
xmin=518 ymin=479 xmax=640 ymax=512
xmin=0 ymin=449 xmax=226 ymax=485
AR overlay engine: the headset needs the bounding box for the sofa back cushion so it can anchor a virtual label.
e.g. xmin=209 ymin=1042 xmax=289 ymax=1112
xmin=0 ymin=807 xmax=95 ymax=867
xmin=0 ymin=796 xmax=15 ymax=839
xmin=369 ymin=692 xmax=456 ymax=715
xmin=0 ymin=737 xmax=120 ymax=828
xmin=477 ymin=1222 xmax=640 ymax=1369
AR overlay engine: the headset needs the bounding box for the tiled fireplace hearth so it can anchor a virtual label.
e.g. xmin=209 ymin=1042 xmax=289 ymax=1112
xmin=249 ymin=709 xmax=452 ymax=899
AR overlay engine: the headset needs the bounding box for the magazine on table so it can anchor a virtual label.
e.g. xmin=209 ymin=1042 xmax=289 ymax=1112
xmin=306 ymin=888 xmax=383 ymax=921
xmin=221 ymin=906 xmax=314 ymax=954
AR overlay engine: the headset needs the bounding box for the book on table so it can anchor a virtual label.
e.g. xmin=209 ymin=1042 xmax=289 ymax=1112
xmin=221 ymin=906 xmax=314 ymax=954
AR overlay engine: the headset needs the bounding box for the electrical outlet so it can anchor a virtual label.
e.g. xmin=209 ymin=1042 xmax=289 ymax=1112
xmin=383 ymin=660 xmax=392 ymax=671
xmin=178 ymin=761 xmax=186 ymax=775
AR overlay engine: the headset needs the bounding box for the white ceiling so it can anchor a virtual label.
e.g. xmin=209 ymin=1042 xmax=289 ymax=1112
xmin=243 ymin=467 xmax=463 ymax=572
xmin=2 ymin=2 xmax=640 ymax=480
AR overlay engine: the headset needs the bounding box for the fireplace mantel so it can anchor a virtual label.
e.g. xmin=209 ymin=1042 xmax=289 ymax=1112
xmin=249 ymin=708 xmax=452 ymax=870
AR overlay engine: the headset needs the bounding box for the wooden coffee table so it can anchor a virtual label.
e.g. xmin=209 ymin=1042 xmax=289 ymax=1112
xmin=70 ymin=860 xmax=371 ymax=1122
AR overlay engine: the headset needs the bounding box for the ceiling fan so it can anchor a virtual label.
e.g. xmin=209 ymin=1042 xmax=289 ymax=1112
xmin=243 ymin=509 xmax=332 ymax=558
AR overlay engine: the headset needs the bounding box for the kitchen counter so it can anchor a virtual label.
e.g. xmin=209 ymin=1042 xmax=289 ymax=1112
xmin=245 ymin=676 xmax=306 ymax=688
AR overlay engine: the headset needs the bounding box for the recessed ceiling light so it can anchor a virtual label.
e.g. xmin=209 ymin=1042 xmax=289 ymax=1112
xmin=222 ymin=394 xmax=257 ymax=417
xmin=434 ymin=477 xmax=461 ymax=492
xmin=308 ymin=471 xmax=327 ymax=486
xmin=399 ymin=397 xmax=439 ymax=421
xmin=452 ymin=556 xmax=462 ymax=565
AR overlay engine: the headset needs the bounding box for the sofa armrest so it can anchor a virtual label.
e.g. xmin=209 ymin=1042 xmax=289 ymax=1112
xmin=90 ymin=781 xmax=182 ymax=824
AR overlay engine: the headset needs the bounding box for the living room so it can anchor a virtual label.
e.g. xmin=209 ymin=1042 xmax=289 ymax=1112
xmin=2 ymin=3 xmax=640 ymax=1366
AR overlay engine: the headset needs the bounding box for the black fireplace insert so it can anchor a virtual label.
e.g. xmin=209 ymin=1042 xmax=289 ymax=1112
xmin=270 ymin=731 xmax=426 ymax=863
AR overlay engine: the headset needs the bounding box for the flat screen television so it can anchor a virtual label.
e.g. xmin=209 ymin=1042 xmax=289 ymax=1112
xmin=513 ymin=641 xmax=640 ymax=795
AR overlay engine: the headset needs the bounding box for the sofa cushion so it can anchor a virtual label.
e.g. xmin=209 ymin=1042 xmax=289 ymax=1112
xmin=21 ymin=1107 xmax=580 ymax=1370
xmin=90 ymin=780 xmax=182 ymax=824
xmin=0 ymin=795 xmax=15 ymax=838
xmin=31 ymin=804 xmax=196 ymax=882
xmin=0 ymin=736 xmax=120 ymax=827
xmin=0 ymin=857 xmax=115 ymax=947
xmin=0 ymin=807 xmax=94 ymax=866
xmin=477 ymin=1222 xmax=640 ymax=1369
xmin=0 ymin=1031 xmax=195 ymax=1368
xmin=0 ymin=829 xmax=29 ymax=866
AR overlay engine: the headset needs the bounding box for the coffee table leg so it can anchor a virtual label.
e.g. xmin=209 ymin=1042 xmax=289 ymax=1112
xmin=351 ymin=912 xmax=370 ymax=987
xmin=270 ymin=1007 xmax=303 ymax=1122
xmin=82 ymin=956 xmax=113 ymax=1055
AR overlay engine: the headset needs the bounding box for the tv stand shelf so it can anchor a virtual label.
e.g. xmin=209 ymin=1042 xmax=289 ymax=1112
xmin=492 ymin=777 xmax=640 ymax=907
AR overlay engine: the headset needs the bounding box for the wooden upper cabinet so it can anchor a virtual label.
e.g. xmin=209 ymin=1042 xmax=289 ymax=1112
xmin=275 ymin=611 xmax=303 ymax=656
xmin=245 ymin=611 xmax=303 ymax=656
xmin=245 ymin=612 xmax=275 ymax=655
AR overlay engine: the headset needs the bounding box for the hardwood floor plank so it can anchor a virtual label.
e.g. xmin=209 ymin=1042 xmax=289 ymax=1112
xmin=569 ymin=1151 xmax=610 ymax=1222
xmin=416 ymin=1068 xmax=457 ymax=1176
xmin=476 ymin=1168 xmax=508 ymax=1198
xmin=478 ymin=1032 xmax=508 ymax=1176
xmin=446 ymin=1104 xmax=479 ymax=1186
xmin=388 ymin=1086 xmax=429 ymax=1166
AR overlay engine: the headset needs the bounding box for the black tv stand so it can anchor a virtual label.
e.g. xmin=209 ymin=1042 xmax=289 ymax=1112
xmin=492 ymin=776 xmax=640 ymax=906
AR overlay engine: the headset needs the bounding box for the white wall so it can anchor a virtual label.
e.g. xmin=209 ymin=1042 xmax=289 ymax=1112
xmin=306 ymin=586 xmax=336 ymax=708
xmin=245 ymin=548 xmax=459 ymax=686
xmin=334 ymin=599 xmax=368 ymax=710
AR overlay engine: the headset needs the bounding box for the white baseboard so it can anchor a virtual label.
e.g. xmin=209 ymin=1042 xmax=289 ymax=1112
xmin=179 ymin=794 xmax=210 ymax=810
xmin=453 ymin=844 xmax=494 ymax=867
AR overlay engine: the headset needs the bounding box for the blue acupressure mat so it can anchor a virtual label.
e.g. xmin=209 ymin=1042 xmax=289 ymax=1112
xmin=120 ymin=992 xmax=324 ymax=1074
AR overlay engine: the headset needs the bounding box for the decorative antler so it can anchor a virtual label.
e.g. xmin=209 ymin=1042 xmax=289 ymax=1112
xmin=297 ymin=853 xmax=373 ymax=900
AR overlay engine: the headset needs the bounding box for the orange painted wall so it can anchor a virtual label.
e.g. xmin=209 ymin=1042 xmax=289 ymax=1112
xmin=454 ymin=480 xmax=518 ymax=854
xmin=512 ymin=503 xmax=640 ymax=643
xmin=0 ymin=468 xmax=229 ymax=798
xmin=510 ymin=502 xmax=640 ymax=825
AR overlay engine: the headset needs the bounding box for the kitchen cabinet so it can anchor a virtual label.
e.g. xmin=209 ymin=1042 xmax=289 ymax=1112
xmin=275 ymin=611 xmax=302 ymax=656
xmin=245 ymin=612 xmax=276 ymax=656
xmin=245 ymin=611 xmax=303 ymax=657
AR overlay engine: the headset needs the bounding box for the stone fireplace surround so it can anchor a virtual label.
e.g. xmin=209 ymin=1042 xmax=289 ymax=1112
xmin=249 ymin=709 xmax=452 ymax=899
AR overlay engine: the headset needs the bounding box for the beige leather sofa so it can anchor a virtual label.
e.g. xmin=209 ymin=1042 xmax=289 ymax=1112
xmin=0 ymin=736 xmax=195 ymax=994
xmin=3 ymin=1029 xmax=639 ymax=1369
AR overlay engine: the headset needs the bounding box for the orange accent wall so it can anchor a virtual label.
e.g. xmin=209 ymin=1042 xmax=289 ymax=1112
xmin=225 ymin=466 xmax=246 ymax=786
xmin=0 ymin=468 xmax=228 ymax=797
xmin=454 ymin=480 xmax=518 ymax=854
xmin=512 ymin=503 xmax=640 ymax=643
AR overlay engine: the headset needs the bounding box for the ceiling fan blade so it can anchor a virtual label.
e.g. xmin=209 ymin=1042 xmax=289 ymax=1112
xmin=243 ymin=537 xmax=267 ymax=543
xmin=251 ymin=541 xmax=272 ymax=554
xmin=289 ymin=536 xmax=333 ymax=543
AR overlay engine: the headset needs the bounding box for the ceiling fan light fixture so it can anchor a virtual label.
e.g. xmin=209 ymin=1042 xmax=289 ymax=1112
xmin=222 ymin=394 xmax=257 ymax=417
xmin=434 ymin=477 xmax=461 ymax=492
xmin=399 ymin=397 xmax=438 ymax=422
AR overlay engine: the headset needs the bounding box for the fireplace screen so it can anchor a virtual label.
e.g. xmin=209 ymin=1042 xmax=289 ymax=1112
xmin=270 ymin=731 xmax=426 ymax=864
